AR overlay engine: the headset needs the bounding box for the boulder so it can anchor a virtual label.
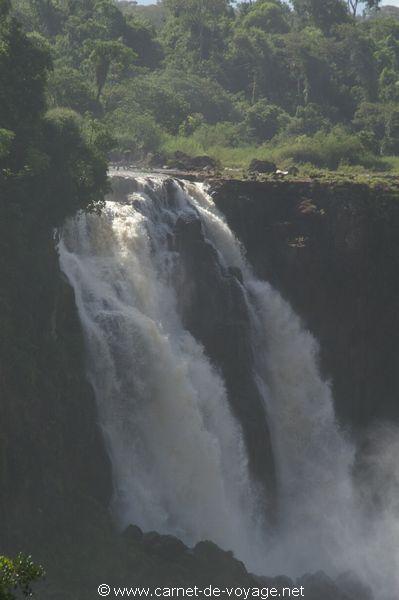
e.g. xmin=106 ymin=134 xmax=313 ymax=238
xmin=145 ymin=152 xmax=167 ymax=168
xmin=288 ymin=165 xmax=299 ymax=175
xmin=189 ymin=155 xmax=219 ymax=170
xmin=248 ymin=159 xmax=277 ymax=174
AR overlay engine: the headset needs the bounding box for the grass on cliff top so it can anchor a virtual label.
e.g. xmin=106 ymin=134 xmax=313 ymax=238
xmin=162 ymin=131 xmax=399 ymax=185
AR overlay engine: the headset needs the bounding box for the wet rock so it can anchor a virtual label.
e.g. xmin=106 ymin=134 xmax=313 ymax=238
xmin=228 ymin=266 xmax=244 ymax=284
xmin=175 ymin=213 xmax=204 ymax=243
xmin=173 ymin=210 xmax=276 ymax=511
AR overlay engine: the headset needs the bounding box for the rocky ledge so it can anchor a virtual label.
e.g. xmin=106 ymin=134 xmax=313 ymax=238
xmin=39 ymin=523 xmax=373 ymax=600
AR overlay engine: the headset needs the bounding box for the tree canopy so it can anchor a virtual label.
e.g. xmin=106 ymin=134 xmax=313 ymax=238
xmin=4 ymin=0 xmax=399 ymax=170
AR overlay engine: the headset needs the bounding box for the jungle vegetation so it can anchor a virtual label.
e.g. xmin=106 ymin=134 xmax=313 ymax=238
xmin=4 ymin=0 xmax=399 ymax=170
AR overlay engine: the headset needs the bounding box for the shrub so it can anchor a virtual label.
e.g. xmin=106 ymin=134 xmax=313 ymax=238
xmin=0 ymin=554 xmax=44 ymax=599
xmin=105 ymin=109 xmax=164 ymax=156
xmin=285 ymin=103 xmax=332 ymax=137
xmin=44 ymin=107 xmax=82 ymax=139
xmin=382 ymin=108 xmax=399 ymax=155
xmin=191 ymin=122 xmax=247 ymax=148
xmin=244 ymin=100 xmax=289 ymax=142
xmin=274 ymin=127 xmax=385 ymax=170
xmin=0 ymin=128 xmax=14 ymax=160
xmin=178 ymin=113 xmax=205 ymax=136
xmin=162 ymin=134 xmax=204 ymax=158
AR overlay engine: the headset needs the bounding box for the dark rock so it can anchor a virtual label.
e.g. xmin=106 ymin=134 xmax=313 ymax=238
xmin=123 ymin=524 xmax=144 ymax=544
xmin=175 ymin=213 xmax=204 ymax=242
xmin=288 ymin=165 xmax=299 ymax=175
xmin=142 ymin=530 xmax=162 ymax=545
xmin=336 ymin=571 xmax=374 ymax=600
xmin=145 ymin=152 xmax=167 ymax=168
xmin=193 ymin=541 xmax=248 ymax=579
xmin=212 ymin=178 xmax=399 ymax=427
xmin=143 ymin=532 xmax=187 ymax=560
xmin=167 ymin=151 xmax=219 ymax=171
xmin=228 ymin=266 xmax=244 ymax=284
xmin=111 ymin=175 xmax=140 ymax=199
xmin=173 ymin=210 xmax=276 ymax=513
xmin=194 ymin=540 xmax=231 ymax=560
xmin=189 ymin=155 xmax=219 ymax=170
xmin=297 ymin=571 xmax=350 ymax=600
xmin=255 ymin=574 xmax=295 ymax=588
xmin=174 ymin=150 xmax=190 ymax=161
xmin=248 ymin=159 xmax=277 ymax=174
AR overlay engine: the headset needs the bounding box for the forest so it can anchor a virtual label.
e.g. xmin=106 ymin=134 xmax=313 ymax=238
xmin=4 ymin=0 xmax=399 ymax=172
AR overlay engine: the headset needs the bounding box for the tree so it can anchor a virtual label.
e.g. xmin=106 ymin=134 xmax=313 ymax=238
xmin=123 ymin=16 xmax=163 ymax=69
xmin=0 ymin=3 xmax=51 ymax=136
xmin=48 ymin=66 xmax=98 ymax=113
xmin=89 ymin=40 xmax=136 ymax=101
xmin=292 ymin=0 xmax=349 ymax=32
xmin=0 ymin=554 xmax=44 ymax=599
xmin=0 ymin=0 xmax=10 ymax=18
xmin=347 ymin=0 xmax=381 ymax=17
xmin=162 ymin=0 xmax=233 ymax=69
xmin=382 ymin=107 xmax=399 ymax=154
xmin=241 ymin=1 xmax=290 ymax=34
xmin=244 ymin=99 xmax=289 ymax=141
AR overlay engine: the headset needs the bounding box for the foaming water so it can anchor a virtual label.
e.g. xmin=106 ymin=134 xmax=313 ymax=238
xmin=59 ymin=177 xmax=264 ymax=566
xmin=60 ymin=175 xmax=399 ymax=599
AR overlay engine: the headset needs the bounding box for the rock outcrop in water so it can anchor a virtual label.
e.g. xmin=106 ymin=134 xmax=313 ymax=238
xmin=173 ymin=208 xmax=276 ymax=507
xmin=108 ymin=525 xmax=374 ymax=600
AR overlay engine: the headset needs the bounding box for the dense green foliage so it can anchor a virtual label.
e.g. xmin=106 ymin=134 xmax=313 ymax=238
xmin=0 ymin=0 xmax=109 ymax=412
xmin=0 ymin=555 xmax=43 ymax=599
xmin=0 ymin=0 xmax=109 ymax=223
xmin=7 ymin=0 xmax=399 ymax=170
xmin=8 ymin=0 xmax=399 ymax=170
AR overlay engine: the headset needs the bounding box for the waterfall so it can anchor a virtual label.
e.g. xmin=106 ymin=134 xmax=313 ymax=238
xmin=59 ymin=173 xmax=399 ymax=599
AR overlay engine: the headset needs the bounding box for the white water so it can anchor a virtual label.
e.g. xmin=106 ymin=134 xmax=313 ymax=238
xmin=59 ymin=174 xmax=399 ymax=599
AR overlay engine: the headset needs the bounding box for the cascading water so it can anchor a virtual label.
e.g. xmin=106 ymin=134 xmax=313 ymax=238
xmin=59 ymin=173 xmax=399 ymax=599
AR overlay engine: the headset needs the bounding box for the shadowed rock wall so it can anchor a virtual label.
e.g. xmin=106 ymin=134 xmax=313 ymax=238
xmin=0 ymin=224 xmax=112 ymax=559
xmin=173 ymin=208 xmax=276 ymax=509
xmin=212 ymin=179 xmax=399 ymax=428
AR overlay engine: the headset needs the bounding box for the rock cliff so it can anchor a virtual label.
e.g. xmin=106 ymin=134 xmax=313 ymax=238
xmin=212 ymin=179 xmax=399 ymax=428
